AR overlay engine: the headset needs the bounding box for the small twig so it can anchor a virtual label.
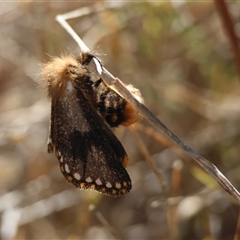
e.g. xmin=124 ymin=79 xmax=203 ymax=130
xmin=56 ymin=4 xmax=240 ymax=205
xmin=89 ymin=204 xmax=120 ymax=240
xmin=56 ymin=3 xmax=124 ymax=54
xmin=234 ymin=210 xmax=240 ymax=240
xmin=95 ymin=211 xmax=120 ymax=240
xmin=129 ymin=125 xmax=167 ymax=194
xmin=214 ymin=0 xmax=240 ymax=79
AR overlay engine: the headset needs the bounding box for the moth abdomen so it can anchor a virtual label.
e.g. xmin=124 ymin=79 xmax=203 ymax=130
xmin=95 ymin=82 xmax=143 ymax=127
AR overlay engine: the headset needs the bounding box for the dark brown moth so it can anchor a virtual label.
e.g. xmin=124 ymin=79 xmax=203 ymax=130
xmin=41 ymin=52 xmax=142 ymax=196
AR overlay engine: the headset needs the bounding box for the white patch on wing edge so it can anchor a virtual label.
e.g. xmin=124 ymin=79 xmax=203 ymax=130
xmin=106 ymin=182 xmax=112 ymax=188
xmin=95 ymin=178 xmax=102 ymax=185
xmin=86 ymin=177 xmax=92 ymax=183
xmin=73 ymin=173 xmax=81 ymax=180
xmin=64 ymin=164 xmax=70 ymax=173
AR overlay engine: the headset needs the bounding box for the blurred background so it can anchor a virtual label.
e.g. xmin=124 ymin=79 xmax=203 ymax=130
xmin=1 ymin=1 xmax=240 ymax=239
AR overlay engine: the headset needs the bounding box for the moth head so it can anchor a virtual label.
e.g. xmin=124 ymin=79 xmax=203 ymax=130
xmin=41 ymin=54 xmax=86 ymax=100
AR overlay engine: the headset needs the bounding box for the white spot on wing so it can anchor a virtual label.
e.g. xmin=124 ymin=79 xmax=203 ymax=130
xmin=106 ymin=182 xmax=112 ymax=188
xmin=64 ymin=164 xmax=70 ymax=173
xmin=115 ymin=183 xmax=121 ymax=189
xmin=60 ymin=156 xmax=63 ymax=163
xmin=95 ymin=178 xmax=102 ymax=185
xmin=86 ymin=177 xmax=92 ymax=183
xmin=73 ymin=173 xmax=81 ymax=180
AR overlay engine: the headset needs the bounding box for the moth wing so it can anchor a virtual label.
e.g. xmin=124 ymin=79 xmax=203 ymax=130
xmin=48 ymin=84 xmax=131 ymax=196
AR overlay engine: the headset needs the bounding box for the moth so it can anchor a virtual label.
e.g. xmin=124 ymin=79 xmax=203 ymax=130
xmin=41 ymin=52 xmax=143 ymax=197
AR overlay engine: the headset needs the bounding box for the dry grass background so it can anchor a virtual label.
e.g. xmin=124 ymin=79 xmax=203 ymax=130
xmin=1 ymin=1 xmax=240 ymax=239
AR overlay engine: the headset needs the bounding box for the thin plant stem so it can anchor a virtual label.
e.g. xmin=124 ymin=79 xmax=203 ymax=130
xmin=56 ymin=4 xmax=240 ymax=205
